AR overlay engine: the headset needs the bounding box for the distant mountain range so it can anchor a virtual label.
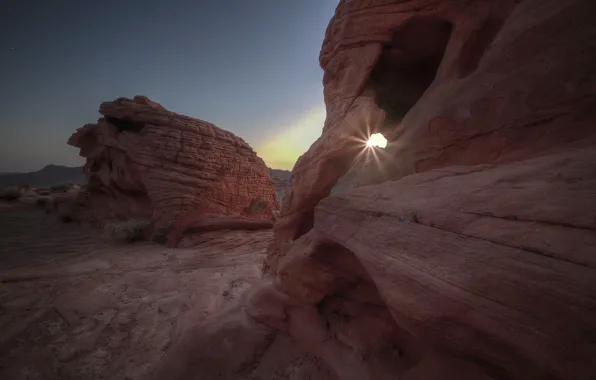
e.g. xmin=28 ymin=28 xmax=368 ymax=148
xmin=0 ymin=165 xmax=292 ymax=190
xmin=0 ymin=165 xmax=87 ymax=188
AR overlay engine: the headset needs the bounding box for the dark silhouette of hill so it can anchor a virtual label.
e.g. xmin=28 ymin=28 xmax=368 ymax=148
xmin=0 ymin=165 xmax=86 ymax=188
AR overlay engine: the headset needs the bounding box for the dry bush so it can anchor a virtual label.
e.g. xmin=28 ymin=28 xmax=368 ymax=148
xmin=36 ymin=196 xmax=52 ymax=207
xmin=50 ymin=183 xmax=74 ymax=193
xmin=21 ymin=188 xmax=37 ymax=198
xmin=0 ymin=186 xmax=23 ymax=201
xmin=52 ymin=193 xmax=80 ymax=221
xmin=58 ymin=212 xmax=73 ymax=223
xmin=151 ymin=226 xmax=170 ymax=245
xmin=106 ymin=219 xmax=150 ymax=243
xmin=75 ymin=191 xmax=88 ymax=206
xmin=248 ymin=199 xmax=268 ymax=214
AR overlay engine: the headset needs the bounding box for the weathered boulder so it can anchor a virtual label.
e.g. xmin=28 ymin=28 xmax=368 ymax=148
xmin=68 ymin=96 xmax=278 ymax=246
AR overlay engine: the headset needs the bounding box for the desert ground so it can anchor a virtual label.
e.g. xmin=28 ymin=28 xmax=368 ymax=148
xmin=2 ymin=0 xmax=596 ymax=378
xmin=0 ymin=200 xmax=271 ymax=380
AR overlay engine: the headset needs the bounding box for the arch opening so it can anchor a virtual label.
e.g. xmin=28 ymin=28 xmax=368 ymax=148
xmin=366 ymin=133 xmax=388 ymax=148
xmin=106 ymin=117 xmax=146 ymax=133
xmin=286 ymin=18 xmax=453 ymax=244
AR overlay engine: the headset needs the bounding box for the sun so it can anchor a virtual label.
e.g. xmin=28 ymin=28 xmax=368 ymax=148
xmin=366 ymin=133 xmax=387 ymax=148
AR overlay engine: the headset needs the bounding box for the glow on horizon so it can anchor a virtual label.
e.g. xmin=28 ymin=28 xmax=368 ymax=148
xmin=254 ymin=105 xmax=327 ymax=170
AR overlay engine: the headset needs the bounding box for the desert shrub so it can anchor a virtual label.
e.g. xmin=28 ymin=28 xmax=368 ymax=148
xmin=185 ymin=225 xmax=200 ymax=234
xmin=152 ymin=234 xmax=168 ymax=245
xmin=36 ymin=196 xmax=52 ymax=207
xmin=58 ymin=213 xmax=73 ymax=223
xmin=106 ymin=219 xmax=150 ymax=243
xmin=248 ymin=199 xmax=268 ymax=214
xmin=0 ymin=186 xmax=22 ymax=201
xmin=74 ymin=191 xmax=88 ymax=206
xmin=151 ymin=226 xmax=170 ymax=245
xmin=50 ymin=183 xmax=74 ymax=193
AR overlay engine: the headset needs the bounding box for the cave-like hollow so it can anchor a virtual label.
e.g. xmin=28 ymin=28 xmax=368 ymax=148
xmin=289 ymin=17 xmax=453 ymax=243
xmin=369 ymin=17 xmax=453 ymax=124
xmin=106 ymin=116 xmax=146 ymax=133
xmin=304 ymin=241 xmax=424 ymax=377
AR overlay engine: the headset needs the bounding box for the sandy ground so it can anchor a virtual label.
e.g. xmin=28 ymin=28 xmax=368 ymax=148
xmin=0 ymin=201 xmax=271 ymax=380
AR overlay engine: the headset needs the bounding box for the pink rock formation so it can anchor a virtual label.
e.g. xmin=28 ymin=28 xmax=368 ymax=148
xmin=270 ymin=0 xmax=596 ymax=265
xmin=309 ymin=148 xmax=596 ymax=379
xmin=256 ymin=0 xmax=596 ymax=380
xmin=151 ymin=0 xmax=596 ymax=379
xmin=68 ymin=96 xmax=278 ymax=246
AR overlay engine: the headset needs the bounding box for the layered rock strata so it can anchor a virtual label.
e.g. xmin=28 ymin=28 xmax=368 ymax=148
xmin=151 ymin=0 xmax=596 ymax=378
xmin=68 ymin=96 xmax=278 ymax=245
xmin=270 ymin=0 xmax=596 ymax=266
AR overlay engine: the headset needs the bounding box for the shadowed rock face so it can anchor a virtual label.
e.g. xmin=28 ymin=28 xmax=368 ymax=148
xmin=68 ymin=96 xmax=278 ymax=246
xmin=150 ymin=0 xmax=596 ymax=379
xmin=271 ymin=0 xmax=596 ymax=257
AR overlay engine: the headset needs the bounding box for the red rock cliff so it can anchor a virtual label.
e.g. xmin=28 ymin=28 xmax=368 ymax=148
xmin=68 ymin=96 xmax=278 ymax=246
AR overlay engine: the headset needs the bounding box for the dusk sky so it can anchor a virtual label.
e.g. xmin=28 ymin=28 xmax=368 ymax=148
xmin=0 ymin=0 xmax=338 ymax=172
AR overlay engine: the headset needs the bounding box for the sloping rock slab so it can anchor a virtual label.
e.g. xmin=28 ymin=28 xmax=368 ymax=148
xmin=314 ymin=147 xmax=596 ymax=379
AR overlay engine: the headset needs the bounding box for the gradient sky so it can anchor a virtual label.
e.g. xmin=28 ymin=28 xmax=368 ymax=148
xmin=0 ymin=0 xmax=338 ymax=172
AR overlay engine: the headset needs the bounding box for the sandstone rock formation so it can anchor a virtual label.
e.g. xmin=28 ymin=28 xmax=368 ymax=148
xmin=150 ymin=0 xmax=596 ymax=379
xmin=270 ymin=0 xmax=596 ymax=263
xmin=68 ymin=96 xmax=278 ymax=246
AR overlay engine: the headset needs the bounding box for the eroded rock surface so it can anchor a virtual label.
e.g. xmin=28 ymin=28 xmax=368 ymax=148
xmin=152 ymin=151 xmax=596 ymax=380
xmin=311 ymin=148 xmax=596 ymax=379
xmin=271 ymin=0 xmax=596 ymax=261
xmin=150 ymin=0 xmax=596 ymax=379
xmin=68 ymin=96 xmax=278 ymax=246
xmin=0 ymin=203 xmax=273 ymax=380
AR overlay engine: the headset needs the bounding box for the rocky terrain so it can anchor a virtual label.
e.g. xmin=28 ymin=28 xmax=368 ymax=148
xmin=0 ymin=202 xmax=272 ymax=380
xmin=149 ymin=0 xmax=596 ymax=379
xmin=0 ymin=99 xmax=300 ymax=379
xmin=68 ymin=96 xmax=279 ymax=246
xmin=2 ymin=0 xmax=595 ymax=379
